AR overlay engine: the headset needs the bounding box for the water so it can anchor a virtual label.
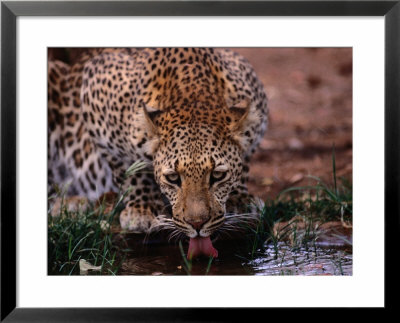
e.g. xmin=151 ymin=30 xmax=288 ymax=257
xmin=118 ymin=234 xmax=352 ymax=276
xmin=246 ymin=243 xmax=352 ymax=275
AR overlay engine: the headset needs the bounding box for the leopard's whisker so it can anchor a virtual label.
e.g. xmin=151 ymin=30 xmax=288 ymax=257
xmin=217 ymin=212 xmax=261 ymax=234
xmin=168 ymin=229 xmax=186 ymax=243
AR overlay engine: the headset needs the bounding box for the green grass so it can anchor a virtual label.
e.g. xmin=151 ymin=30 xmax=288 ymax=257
xmin=245 ymin=148 xmax=352 ymax=259
xmin=48 ymin=161 xmax=146 ymax=275
xmin=240 ymin=167 xmax=353 ymax=275
xmin=48 ymin=195 xmax=125 ymax=275
xmin=178 ymin=241 xmax=193 ymax=275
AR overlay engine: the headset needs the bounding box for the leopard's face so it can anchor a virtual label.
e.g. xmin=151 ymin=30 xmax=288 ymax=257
xmin=154 ymin=135 xmax=243 ymax=238
xmin=150 ymin=107 xmax=245 ymax=238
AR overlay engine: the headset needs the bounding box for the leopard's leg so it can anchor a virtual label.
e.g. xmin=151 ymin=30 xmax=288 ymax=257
xmin=226 ymin=158 xmax=264 ymax=219
xmin=226 ymin=186 xmax=258 ymax=215
xmin=114 ymin=164 xmax=169 ymax=233
xmin=119 ymin=202 xmax=157 ymax=233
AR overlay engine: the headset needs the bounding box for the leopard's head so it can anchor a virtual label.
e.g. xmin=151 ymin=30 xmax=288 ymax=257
xmin=143 ymin=99 xmax=252 ymax=240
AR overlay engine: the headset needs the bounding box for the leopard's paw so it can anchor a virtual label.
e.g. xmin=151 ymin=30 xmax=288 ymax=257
xmin=119 ymin=205 xmax=156 ymax=233
xmin=49 ymin=196 xmax=89 ymax=217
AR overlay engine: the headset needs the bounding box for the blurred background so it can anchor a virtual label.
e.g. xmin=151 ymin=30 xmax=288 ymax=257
xmin=49 ymin=48 xmax=353 ymax=201
xmin=233 ymin=48 xmax=352 ymax=200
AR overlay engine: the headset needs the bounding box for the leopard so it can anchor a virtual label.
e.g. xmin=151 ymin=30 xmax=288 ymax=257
xmin=48 ymin=48 xmax=268 ymax=258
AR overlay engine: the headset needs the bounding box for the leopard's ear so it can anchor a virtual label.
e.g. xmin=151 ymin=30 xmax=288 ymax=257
xmin=141 ymin=102 xmax=163 ymax=155
xmin=228 ymin=97 xmax=252 ymax=149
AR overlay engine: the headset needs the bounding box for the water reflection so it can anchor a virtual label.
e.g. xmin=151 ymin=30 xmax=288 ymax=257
xmin=118 ymin=236 xmax=352 ymax=276
xmin=247 ymin=243 xmax=352 ymax=276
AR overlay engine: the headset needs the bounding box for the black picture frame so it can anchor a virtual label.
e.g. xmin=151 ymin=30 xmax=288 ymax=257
xmin=1 ymin=1 xmax=398 ymax=321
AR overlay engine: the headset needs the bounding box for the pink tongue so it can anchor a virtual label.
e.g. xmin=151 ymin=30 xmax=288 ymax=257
xmin=187 ymin=236 xmax=218 ymax=259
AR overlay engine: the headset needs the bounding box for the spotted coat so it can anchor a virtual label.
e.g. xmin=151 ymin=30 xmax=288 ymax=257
xmin=48 ymin=48 xmax=268 ymax=237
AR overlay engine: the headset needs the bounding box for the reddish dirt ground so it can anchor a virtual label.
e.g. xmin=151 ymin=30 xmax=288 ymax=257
xmin=232 ymin=48 xmax=352 ymax=200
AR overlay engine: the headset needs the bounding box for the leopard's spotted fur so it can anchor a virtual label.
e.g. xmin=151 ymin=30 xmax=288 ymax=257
xmin=48 ymin=48 xmax=268 ymax=238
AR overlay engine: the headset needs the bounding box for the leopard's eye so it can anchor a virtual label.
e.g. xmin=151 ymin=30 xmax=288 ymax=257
xmin=210 ymin=166 xmax=228 ymax=186
xmin=212 ymin=170 xmax=226 ymax=180
xmin=165 ymin=172 xmax=181 ymax=186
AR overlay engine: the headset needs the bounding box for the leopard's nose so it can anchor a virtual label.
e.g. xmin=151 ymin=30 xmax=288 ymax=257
xmin=185 ymin=217 xmax=210 ymax=230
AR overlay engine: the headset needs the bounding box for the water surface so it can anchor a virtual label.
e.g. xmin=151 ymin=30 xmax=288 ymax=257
xmin=118 ymin=234 xmax=352 ymax=276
